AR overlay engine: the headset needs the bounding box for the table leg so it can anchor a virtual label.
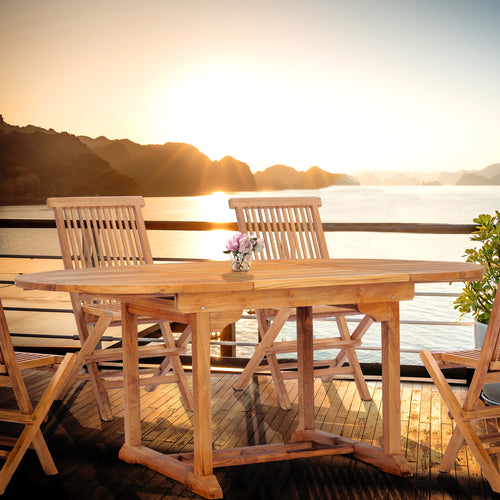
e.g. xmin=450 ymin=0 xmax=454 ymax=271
xmin=189 ymin=311 xmax=222 ymax=498
xmin=192 ymin=312 xmax=215 ymax=477
xmin=119 ymin=305 xmax=222 ymax=499
xmin=121 ymin=302 xmax=141 ymax=447
xmin=296 ymin=306 xmax=315 ymax=431
xmin=334 ymin=301 xmax=413 ymax=477
xmin=381 ymin=301 xmax=402 ymax=455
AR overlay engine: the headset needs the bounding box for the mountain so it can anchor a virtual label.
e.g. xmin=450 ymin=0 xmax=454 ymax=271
xmin=0 ymin=116 xmax=59 ymax=136
xmin=456 ymin=172 xmax=498 ymax=185
xmin=0 ymin=124 xmax=142 ymax=204
xmin=254 ymin=165 xmax=358 ymax=189
xmin=355 ymin=166 xmax=500 ymax=186
xmin=80 ymin=136 xmax=256 ymax=195
xmin=456 ymin=163 xmax=500 ymax=185
xmin=481 ymin=163 xmax=500 ymax=178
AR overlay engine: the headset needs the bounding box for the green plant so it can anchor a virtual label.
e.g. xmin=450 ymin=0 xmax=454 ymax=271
xmin=454 ymin=211 xmax=500 ymax=324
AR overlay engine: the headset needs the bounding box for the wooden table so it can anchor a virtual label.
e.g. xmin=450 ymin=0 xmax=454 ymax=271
xmin=15 ymin=259 xmax=483 ymax=499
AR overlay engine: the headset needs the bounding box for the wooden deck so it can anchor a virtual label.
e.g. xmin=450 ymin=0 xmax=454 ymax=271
xmin=2 ymin=370 xmax=498 ymax=500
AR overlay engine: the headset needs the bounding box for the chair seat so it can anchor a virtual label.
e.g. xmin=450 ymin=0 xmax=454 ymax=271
xmin=434 ymin=349 xmax=500 ymax=370
xmin=0 ymin=353 xmax=62 ymax=374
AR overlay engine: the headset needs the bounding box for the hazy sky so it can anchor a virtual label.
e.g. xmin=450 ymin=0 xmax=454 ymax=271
xmin=1 ymin=0 xmax=499 ymax=174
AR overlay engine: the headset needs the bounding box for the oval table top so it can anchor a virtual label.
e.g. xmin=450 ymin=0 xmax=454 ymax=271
xmin=15 ymin=258 xmax=484 ymax=296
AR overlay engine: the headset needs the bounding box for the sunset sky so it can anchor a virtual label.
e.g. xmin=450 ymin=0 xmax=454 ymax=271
xmin=1 ymin=0 xmax=499 ymax=174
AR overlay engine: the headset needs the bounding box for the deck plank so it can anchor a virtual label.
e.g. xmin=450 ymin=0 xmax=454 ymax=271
xmin=1 ymin=372 xmax=498 ymax=499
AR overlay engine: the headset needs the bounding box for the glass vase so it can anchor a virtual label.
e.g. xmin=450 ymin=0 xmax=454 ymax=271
xmin=231 ymin=252 xmax=252 ymax=272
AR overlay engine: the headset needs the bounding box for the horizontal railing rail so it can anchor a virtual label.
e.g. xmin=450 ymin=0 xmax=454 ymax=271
xmin=0 ymin=218 xmax=476 ymax=234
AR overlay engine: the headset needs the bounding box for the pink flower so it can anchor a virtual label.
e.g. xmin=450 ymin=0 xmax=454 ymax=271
xmin=238 ymin=234 xmax=253 ymax=254
xmin=225 ymin=232 xmax=242 ymax=252
xmin=224 ymin=232 xmax=265 ymax=256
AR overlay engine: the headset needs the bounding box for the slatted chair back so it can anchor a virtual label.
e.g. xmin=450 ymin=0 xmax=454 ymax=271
xmin=0 ymin=299 xmax=75 ymax=494
xmin=48 ymin=196 xmax=153 ymax=269
xmin=420 ymin=289 xmax=500 ymax=493
xmin=228 ymin=197 xmax=329 ymax=261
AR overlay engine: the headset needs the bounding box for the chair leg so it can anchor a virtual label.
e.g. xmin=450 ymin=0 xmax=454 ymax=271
xmin=439 ymin=427 xmax=465 ymax=473
xmin=175 ymin=325 xmax=192 ymax=350
xmin=154 ymin=322 xmax=193 ymax=411
xmin=61 ymin=315 xmax=114 ymax=421
xmin=420 ymin=352 xmax=470 ymax=473
xmin=334 ymin=317 xmax=371 ymax=401
xmin=30 ymin=430 xmax=58 ymax=475
xmin=233 ymin=309 xmax=290 ymax=391
xmin=326 ymin=315 xmax=373 ymax=375
xmin=454 ymin=419 xmax=500 ymax=493
xmin=267 ymin=353 xmax=292 ymax=410
xmin=0 ymin=353 xmax=75 ymax=495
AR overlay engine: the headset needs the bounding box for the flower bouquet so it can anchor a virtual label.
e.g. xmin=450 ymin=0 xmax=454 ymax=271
xmin=224 ymin=232 xmax=265 ymax=271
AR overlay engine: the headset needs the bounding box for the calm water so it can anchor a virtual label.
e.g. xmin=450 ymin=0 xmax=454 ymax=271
xmin=1 ymin=185 xmax=499 ymax=364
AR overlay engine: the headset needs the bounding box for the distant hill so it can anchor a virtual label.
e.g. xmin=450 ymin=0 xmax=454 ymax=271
xmin=456 ymin=173 xmax=492 ymax=185
xmin=0 ymin=116 xmax=59 ymax=136
xmin=0 ymin=127 xmax=142 ymax=204
xmin=356 ymin=165 xmax=500 ymax=186
xmin=456 ymin=163 xmax=500 ymax=185
xmin=481 ymin=163 xmax=500 ymax=178
xmin=254 ymin=165 xmax=358 ymax=189
xmin=80 ymin=136 xmax=256 ymax=195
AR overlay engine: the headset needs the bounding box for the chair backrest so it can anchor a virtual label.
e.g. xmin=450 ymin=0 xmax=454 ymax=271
xmin=47 ymin=196 xmax=153 ymax=270
xmin=228 ymin=197 xmax=329 ymax=260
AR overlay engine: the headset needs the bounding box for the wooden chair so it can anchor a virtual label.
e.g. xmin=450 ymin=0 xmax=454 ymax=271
xmin=0 ymin=299 xmax=75 ymax=494
xmin=420 ymin=289 xmax=500 ymax=494
xmin=229 ymin=196 xmax=374 ymax=410
xmin=47 ymin=196 xmax=193 ymax=422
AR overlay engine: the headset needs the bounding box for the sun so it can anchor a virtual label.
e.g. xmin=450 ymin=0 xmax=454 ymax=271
xmin=152 ymin=68 xmax=298 ymax=167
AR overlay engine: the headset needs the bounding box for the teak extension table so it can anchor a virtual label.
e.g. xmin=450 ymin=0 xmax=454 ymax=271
xmin=15 ymin=259 xmax=483 ymax=499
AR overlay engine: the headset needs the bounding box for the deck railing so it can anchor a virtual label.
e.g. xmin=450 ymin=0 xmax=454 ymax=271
xmin=0 ymin=217 xmax=477 ymax=378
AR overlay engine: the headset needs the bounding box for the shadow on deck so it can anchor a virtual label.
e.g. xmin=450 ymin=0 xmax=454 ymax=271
xmin=1 ymin=371 xmax=498 ymax=499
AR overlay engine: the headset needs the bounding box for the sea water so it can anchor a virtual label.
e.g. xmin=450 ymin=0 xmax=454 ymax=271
xmin=1 ymin=185 xmax=499 ymax=364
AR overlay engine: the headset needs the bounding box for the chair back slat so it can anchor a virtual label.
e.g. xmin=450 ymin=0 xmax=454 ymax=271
xmin=229 ymin=197 xmax=329 ymax=261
